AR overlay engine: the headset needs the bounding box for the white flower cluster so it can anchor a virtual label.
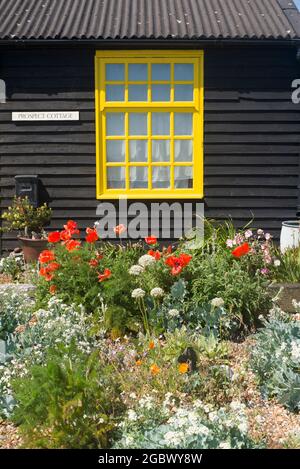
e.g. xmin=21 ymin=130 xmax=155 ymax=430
xmin=291 ymin=340 xmax=300 ymax=362
xmin=138 ymin=255 xmax=156 ymax=268
xmin=0 ymin=296 xmax=101 ymax=405
xmin=131 ymin=288 xmax=145 ymax=299
xmin=129 ymin=265 xmax=144 ymax=276
xmin=114 ymin=396 xmax=251 ymax=449
xmin=150 ymin=287 xmax=164 ymax=298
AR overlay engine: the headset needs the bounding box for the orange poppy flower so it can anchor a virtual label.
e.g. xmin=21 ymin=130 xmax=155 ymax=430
xmin=178 ymin=363 xmax=189 ymax=374
xmin=98 ymin=268 xmax=111 ymax=282
xmin=49 ymin=285 xmax=57 ymax=294
xmin=148 ymin=250 xmax=161 ymax=260
xmin=46 ymin=262 xmax=60 ymax=272
xmin=136 ymin=360 xmax=143 ymax=366
xmin=39 ymin=250 xmax=55 ymax=264
xmin=89 ymin=259 xmax=98 ymax=268
xmin=64 ymin=220 xmax=78 ymax=231
xmin=145 ymin=235 xmax=157 ymax=245
xmin=149 ymin=341 xmax=155 ymax=350
xmin=231 ymin=242 xmax=250 ymax=258
xmin=47 ymin=231 xmax=61 ymax=243
xmin=150 ymin=364 xmax=161 ymax=376
xmin=65 ymin=239 xmax=81 ymax=251
xmin=114 ymin=224 xmax=127 ymax=236
xmin=85 ymin=227 xmax=98 ymax=243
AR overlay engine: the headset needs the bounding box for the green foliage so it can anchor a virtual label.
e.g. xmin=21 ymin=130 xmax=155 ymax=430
xmin=1 ymin=197 xmax=52 ymax=237
xmin=271 ymin=247 xmax=300 ymax=283
xmin=0 ymin=254 xmax=25 ymax=281
xmin=250 ymin=308 xmax=300 ymax=412
xmin=12 ymin=346 xmax=124 ymax=448
xmin=189 ymin=253 xmax=271 ymax=331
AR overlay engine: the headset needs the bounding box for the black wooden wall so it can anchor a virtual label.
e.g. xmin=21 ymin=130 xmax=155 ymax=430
xmin=0 ymin=45 xmax=299 ymax=251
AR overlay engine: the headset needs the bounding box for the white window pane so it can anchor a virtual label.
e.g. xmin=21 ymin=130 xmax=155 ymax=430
xmin=174 ymin=63 xmax=194 ymax=81
xmin=128 ymin=64 xmax=147 ymax=81
xmin=152 ymin=166 xmax=170 ymax=189
xmin=130 ymin=167 xmax=148 ymax=189
xmin=175 ymin=140 xmax=193 ymax=162
xmin=152 ymin=112 xmax=170 ymax=135
xmin=107 ymin=167 xmax=125 ymax=189
xmin=106 ymin=113 xmax=125 ymax=136
xmin=152 ymin=140 xmax=170 ymax=162
xmin=152 ymin=84 xmax=170 ymax=101
xmin=175 ymin=166 xmax=193 ymax=188
xmin=129 ymin=113 xmax=147 ymax=135
xmin=152 ymin=63 xmax=170 ymax=81
xmin=106 ymin=85 xmax=125 ymax=101
xmin=128 ymin=85 xmax=148 ymax=101
xmin=174 ymin=113 xmax=193 ymax=135
xmin=106 ymin=140 xmax=125 ymax=162
xmin=106 ymin=64 xmax=124 ymax=81
xmin=129 ymin=140 xmax=148 ymax=162
xmin=174 ymin=84 xmax=193 ymax=101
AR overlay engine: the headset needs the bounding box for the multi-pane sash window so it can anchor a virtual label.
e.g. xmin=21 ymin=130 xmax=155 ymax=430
xmin=95 ymin=51 xmax=204 ymax=199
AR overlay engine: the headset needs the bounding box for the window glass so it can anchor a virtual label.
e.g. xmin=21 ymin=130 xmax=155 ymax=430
xmin=152 ymin=166 xmax=170 ymax=189
xmin=152 ymin=85 xmax=170 ymax=102
xmin=152 ymin=112 xmax=170 ymax=135
xmin=152 ymin=140 xmax=170 ymax=162
xmin=174 ymin=63 xmax=194 ymax=81
xmin=174 ymin=84 xmax=193 ymax=101
xmin=106 ymin=85 xmax=125 ymax=101
xmin=129 ymin=113 xmax=148 ymax=135
xmin=174 ymin=113 xmax=193 ymax=135
xmin=128 ymin=85 xmax=148 ymax=101
xmin=106 ymin=113 xmax=125 ymax=136
xmin=106 ymin=64 xmax=125 ymax=81
xmin=130 ymin=167 xmax=148 ymax=189
xmin=129 ymin=140 xmax=148 ymax=162
xmin=106 ymin=140 xmax=125 ymax=162
xmin=152 ymin=63 xmax=170 ymax=81
xmin=107 ymin=167 xmax=126 ymax=189
xmin=174 ymin=166 xmax=193 ymax=188
xmin=128 ymin=64 xmax=147 ymax=81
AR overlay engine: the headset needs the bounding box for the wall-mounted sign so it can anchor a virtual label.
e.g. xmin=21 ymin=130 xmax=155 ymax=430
xmin=12 ymin=111 xmax=80 ymax=121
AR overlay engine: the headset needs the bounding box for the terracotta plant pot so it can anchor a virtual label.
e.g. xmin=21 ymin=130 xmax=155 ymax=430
xmin=268 ymin=283 xmax=300 ymax=313
xmin=18 ymin=237 xmax=48 ymax=263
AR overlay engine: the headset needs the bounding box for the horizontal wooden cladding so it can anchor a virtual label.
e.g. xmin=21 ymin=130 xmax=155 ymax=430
xmin=1 ymin=47 xmax=300 ymax=251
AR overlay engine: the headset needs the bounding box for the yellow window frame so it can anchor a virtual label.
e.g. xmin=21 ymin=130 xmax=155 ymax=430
xmin=95 ymin=50 xmax=204 ymax=199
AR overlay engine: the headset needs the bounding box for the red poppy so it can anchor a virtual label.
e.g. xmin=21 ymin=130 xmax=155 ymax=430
xmin=178 ymin=253 xmax=192 ymax=267
xmin=39 ymin=250 xmax=55 ymax=264
xmin=114 ymin=224 xmax=127 ymax=236
xmin=46 ymin=262 xmax=60 ymax=272
xmin=98 ymin=268 xmax=111 ymax=282
xmin=64 ymin=220 xmax=78 ymax=231
xmin=165 ymin=253 xmax=192 ymax=276
xmin=39 ymin=267 xmax=53 ymax=282
xmin=49 ymin=285 xmax=57 ymax=294
xmin=85 ymin=227 xmax=98 ymax=243
xmin=89 ymin=259 xmax=98 ymax=268
xmin=47 ymin=231 xmax=61 ymax=243
xmin=60 ymin=229 xmax=72 ymax=242
xmin=65 ymin=239 xmax=81 ymax=252
xmin=148 ymin=250 xmax=161 ymax=260
xmin=231 ymin=242 xmax=250 ymax=258
xmin=145 ymin=235 xmax=157 ymax=245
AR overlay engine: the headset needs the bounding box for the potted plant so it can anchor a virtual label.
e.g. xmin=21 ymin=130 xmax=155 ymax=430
xmin=1 ymin=197 xmax=52 ymax=262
